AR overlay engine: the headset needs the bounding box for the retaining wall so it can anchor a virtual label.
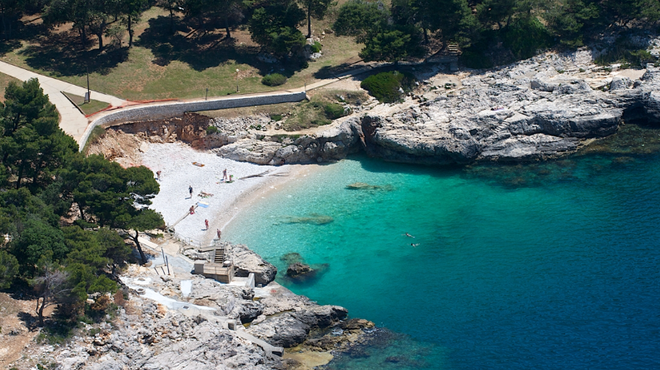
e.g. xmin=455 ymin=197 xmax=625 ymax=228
xmin=79 ymin=91 xmax=307 ymax=151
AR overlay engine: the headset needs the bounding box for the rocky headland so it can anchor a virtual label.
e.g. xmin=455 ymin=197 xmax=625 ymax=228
xmin=215 ymin=53 xmax=660 ymax=165
xmin=12 ymin=241 xmax=375 ymax=370
xmin=94 ymin=48 xmax=660 ymax=167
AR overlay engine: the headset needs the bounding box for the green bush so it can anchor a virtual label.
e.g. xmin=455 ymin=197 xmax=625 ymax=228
xmin=261 ymin=73 xmax=288 ymax=86
xmin=206 ymin=126 xmax=218 ymax=134
xmin=595 ymin=36 xmax=658 ymax=68
xmin=310 ymin=41 xmax=322 ymax=53
xmin=460 ymin=48 xmax=493 ymax=69
xmin=311 ymin=118 xmax=332 ymax=126
xmin=503 ymin=17 xmax=552 ymax=60
xmin=360 ymin=71 xmax=416 ymax=103
xmin=270 ymin=114 xmax=283 ymax=121
xmin=324 ymin=103 xmax=345 ymax=119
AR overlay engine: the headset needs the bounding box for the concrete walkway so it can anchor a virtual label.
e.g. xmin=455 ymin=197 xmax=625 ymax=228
xmin=0 ymin=60 xmax=127 ymax=143
xmin=0 ymin=58 xmax=365 ymax=147
xmin=0 ymin=57 xmax=430 ymax=149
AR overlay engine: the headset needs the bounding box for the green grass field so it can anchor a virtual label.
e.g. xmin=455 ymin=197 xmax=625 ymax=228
xmin=62 ymin=92 xmax=111 ymax=115
xmin=1 ymin=7 xmax=364 ymax=101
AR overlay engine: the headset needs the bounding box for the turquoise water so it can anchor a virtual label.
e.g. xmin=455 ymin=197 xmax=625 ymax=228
xmin=224 ymin=149 xmax=660 ymax=369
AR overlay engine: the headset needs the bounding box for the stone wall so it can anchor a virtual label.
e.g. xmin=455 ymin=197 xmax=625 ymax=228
xmin=79 ymin=91 xmax=307 ymax=150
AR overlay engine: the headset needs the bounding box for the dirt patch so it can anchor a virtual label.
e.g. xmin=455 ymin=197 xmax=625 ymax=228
xmin=0 ymin=293 xmax=54 ymax=369
xmin=88 ymin=112 xmax=217 ymax=165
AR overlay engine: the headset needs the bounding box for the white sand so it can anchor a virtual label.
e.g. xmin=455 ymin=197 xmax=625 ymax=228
xmin=139 ymin=142 xmax=301 ymax=248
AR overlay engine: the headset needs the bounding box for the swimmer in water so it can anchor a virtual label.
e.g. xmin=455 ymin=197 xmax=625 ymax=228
xmin=405 ymin=232 xmax=415 ymax=238
xmin=411 ymin=243 xmax=420 ymax=247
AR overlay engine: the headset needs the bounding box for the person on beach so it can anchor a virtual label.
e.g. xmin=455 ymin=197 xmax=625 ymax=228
xmin=205 ymin=219 xmax=209 ymax=230
xmin=156 ymin=170 xmax=161 ymax=180
xmin=217 ymin=229 xmax=222 ymax=239
xmin=189 ymin=205 xmax=195 ymax=215
xmin=189 ymin=185 xmax=193 ymax=198
xmin=223 ymin=169 xmax=228 ymax=182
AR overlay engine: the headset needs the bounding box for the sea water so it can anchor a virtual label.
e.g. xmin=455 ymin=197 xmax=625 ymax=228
xmin=224 ymin=134 xmax=660 ymax=369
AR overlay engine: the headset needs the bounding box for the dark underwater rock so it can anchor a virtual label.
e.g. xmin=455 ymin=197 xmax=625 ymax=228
xmin=282 ymin=213 xmax=334 ymax=225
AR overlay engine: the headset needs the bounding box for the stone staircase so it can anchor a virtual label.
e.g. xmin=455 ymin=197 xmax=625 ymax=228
xmin=213 ymin=248 xmax=225 ymax=264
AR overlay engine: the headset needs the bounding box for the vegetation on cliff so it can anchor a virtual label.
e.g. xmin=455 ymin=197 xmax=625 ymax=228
xmin=0 ymin=79 xmax=164 ymax=329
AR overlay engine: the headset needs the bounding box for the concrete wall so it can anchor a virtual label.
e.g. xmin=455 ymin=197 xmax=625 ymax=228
xmin=79 ymin=91 xmax=307 ymax=151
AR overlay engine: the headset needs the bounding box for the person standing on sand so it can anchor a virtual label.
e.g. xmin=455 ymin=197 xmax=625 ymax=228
xmin=205 ymin=219 xmax=209 ymax=230
xmin=223 ymin=169 xmax=228 ymax=182
xmin=217 ymin=229 xmax=222 ymax=239
xmin=189 ymin=185 xmax=193 ymax=198
xmin=156 ymin=171 xmax=161 ymax=180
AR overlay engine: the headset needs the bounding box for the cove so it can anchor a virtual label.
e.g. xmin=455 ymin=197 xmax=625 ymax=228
xmin=224 ymin=141 xmax=660 ymax=369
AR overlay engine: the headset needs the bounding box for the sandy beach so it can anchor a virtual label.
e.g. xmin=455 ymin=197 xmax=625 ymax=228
xmin=139 ymin=142 xmax=319 ymax=247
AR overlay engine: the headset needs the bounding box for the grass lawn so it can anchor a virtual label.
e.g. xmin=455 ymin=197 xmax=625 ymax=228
xmin=0 ymin=6 xmax=364 ymax=101
xmin=62 ymin=91 xmax=111 ymax=115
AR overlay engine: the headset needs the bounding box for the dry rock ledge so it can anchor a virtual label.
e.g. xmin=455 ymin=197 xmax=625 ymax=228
xmin=206 ymin=52 xmax=660 ymax=165
xmin=97 ymin=49 xmax=660 ymax=166
xmin=38 ymin=243 xmax=375 ymax=370
xmin=96 ymin=48 xmax=660 ymax=165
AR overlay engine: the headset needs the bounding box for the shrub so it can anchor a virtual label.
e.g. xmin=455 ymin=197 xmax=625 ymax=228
xmin=503 ymin=17 xmax=552 ymax=60
xmin=324 ymin=103 xmax=345 ymax=119
xmin=206 ymin=126 xmax=218 ymax=134
xmin=270 ymin=114 xmax=283 ymax=121
xmin=310 ymin=41 xmax=322 ymax=53
xmin=311 ymin=118 xmax=331 ymax=126
xmin=360 ymin=71 xmax=416 ymax=103
xmin=460 ymin=49 xmax=493 ymax=69
xmin=262 ymin=73 xmax=287 ymax=86
xmin=595 ymin=36 xmax=658 ymax=68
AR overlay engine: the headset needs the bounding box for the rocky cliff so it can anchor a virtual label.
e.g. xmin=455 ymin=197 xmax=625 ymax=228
xmin=20 ymin=263 xmax=375 ymax=370
xmin=93 ymin=45 xmax=660 ymax=167
xmin=216 ymin=50 xmax=660 ymax=166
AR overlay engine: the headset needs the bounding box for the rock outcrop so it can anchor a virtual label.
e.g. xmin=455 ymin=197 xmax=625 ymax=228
xmin=216 ymin=119 xmax=362 ymax=165
xmin=94 ymin=43 xmax=660 ymax=168
xmin=217 ymin=50 xmax=660 ymax=165
xmin=225 ymin=243 xmax=277 ymax=286
xmin=27 ymin=267 xmax=370 ymax=370
xmin=49 ymin=301 xmax=280 ymax=370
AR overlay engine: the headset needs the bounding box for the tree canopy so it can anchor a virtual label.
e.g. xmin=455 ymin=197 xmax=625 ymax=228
xmin=0 ymin=79 xmax=164 ymax=326
xmin=248 ymin=0 xmax=307 ymax=58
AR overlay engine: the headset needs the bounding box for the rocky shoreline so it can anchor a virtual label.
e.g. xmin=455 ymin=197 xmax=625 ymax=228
xmin=216 ymin=58 xmax=660 ymax=166
xmin=69 ymin=40 xmax=660 ymax=370
xmin=96 ymin=52 xmax=660 ymax=168
xmin=19 ymin=241 xmax=375 ymax=370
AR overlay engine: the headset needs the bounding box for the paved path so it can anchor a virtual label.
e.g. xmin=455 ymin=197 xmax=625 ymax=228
xmin=0 ymin=58 xmax=423 ymax=148
xmin=0 ymin=60 xmax=127 ymax=143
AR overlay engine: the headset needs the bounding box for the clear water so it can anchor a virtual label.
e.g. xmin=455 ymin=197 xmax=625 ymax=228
xmin=224 ymin=148 xmax=660 ymax=369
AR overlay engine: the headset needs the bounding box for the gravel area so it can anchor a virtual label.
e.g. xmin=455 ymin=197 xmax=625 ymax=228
xmin=140 ymin=142 xmax=289 ymax=247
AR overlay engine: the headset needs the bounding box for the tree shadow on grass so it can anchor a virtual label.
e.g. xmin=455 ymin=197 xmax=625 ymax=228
xmin=313 ymin=61 xmax=367 ymax=79
xmin=137 ymin=15 xmax=304 ymax=76
xmin=20 ymin=29 xmax=128 ymax=76
xmin=0 ymin=18 xmax=51 ymax=57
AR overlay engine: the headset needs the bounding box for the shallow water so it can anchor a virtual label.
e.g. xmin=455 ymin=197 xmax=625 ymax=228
xmin=224 ymin=137 xmax=660 ymax=369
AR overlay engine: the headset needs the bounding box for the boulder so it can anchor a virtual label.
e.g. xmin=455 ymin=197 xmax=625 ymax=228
xmin=247 ymin=312 xmax=311 ymax=348
xmin=286 ymin=262 xmax=313 ymax=278
xmin=610 ymin=76 xmax=633 ymax=91
xmin=227 ymin=243 xmax=277 ymax=286
xmin=294 ymin=305 xmax=348 ymax=328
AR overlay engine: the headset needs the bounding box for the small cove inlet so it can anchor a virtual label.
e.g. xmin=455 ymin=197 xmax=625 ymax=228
xmin=224 ymin=146 xmax=660 ymax=369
